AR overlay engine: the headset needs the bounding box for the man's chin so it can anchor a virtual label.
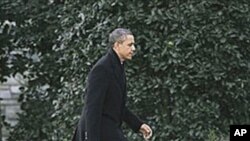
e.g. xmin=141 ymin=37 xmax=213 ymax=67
xmin=126 ymin=57 xmax=132 ymax=60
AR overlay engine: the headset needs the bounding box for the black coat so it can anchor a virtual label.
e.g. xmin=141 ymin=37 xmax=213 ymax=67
xmin=72 ymin=48 xmax=143 ymax=141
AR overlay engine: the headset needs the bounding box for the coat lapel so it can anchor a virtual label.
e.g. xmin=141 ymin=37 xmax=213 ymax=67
xmin=108 ymin=49 xmax=126 ymax=93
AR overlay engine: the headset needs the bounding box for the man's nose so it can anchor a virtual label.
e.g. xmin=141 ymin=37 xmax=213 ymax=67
xmin=131 ymin=45 xmax=136 ymax=51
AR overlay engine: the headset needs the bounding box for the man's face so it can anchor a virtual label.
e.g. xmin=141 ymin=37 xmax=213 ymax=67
xmin=115 ymin=35 xmax=135 ymax=61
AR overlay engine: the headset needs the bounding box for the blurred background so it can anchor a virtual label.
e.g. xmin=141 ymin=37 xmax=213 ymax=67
xmin=1 ymin=0 xmax=250 ymax=141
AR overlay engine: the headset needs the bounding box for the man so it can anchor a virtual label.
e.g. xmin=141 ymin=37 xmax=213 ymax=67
xmin=72 ymin=28 xmax=152 ymax=141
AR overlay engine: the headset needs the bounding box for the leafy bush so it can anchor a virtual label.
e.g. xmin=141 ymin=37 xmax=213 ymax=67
xmin=1 ymin=0 xmax=249 ymax=141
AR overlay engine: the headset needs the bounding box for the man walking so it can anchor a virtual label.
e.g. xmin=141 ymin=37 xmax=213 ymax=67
xmin=72 ymin=28 xmax=152 ymax=141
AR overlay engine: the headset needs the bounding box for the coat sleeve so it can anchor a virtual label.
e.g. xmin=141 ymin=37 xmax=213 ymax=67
xmin=122 ymin=107 xmax=143 ymax=133
xmin=85 ymin=65 xmax=109 ymax=141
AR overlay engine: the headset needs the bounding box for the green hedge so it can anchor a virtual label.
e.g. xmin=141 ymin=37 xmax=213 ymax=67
xmin=1 ymin=0 xmax=249 ymax=141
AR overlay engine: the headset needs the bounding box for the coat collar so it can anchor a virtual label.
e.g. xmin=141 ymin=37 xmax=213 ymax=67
xmin=108 ymin=48 xmax=126 ymax=93
xmin=108 ymin=48 xmax=124 ymax=70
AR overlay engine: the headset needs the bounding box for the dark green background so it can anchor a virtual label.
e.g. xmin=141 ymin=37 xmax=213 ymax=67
xmin=1 ymin=0 xmax=250 ymax=140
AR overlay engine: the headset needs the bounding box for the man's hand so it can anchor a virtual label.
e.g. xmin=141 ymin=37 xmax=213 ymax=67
xmin=139 ymin=124 xmax=153 ymax=140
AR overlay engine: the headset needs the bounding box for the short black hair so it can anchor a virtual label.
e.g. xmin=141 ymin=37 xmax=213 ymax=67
xmin=108 ymin=28 xmax=133 ymax=48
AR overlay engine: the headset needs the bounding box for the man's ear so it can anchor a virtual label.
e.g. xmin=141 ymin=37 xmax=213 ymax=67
xmin=113 ymin=42 xmax=119 ymax=49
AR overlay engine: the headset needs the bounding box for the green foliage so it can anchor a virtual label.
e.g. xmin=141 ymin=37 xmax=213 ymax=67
xmin=0 ymin=0 xmax=250 ymax=141
xmin=0 ymin=0 xmax=15 ymax=82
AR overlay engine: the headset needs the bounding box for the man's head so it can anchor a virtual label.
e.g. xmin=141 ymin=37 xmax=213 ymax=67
xmin=109 ymin=28 xmax=136 ymax=62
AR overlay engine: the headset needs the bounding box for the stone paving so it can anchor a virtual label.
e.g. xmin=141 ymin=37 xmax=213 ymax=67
xmin=0 ymin=77 xmax=21 ymax=141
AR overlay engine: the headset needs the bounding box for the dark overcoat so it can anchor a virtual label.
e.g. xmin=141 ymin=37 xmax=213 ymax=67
xmin=72 ymin=48 xmax=143 ymax=141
